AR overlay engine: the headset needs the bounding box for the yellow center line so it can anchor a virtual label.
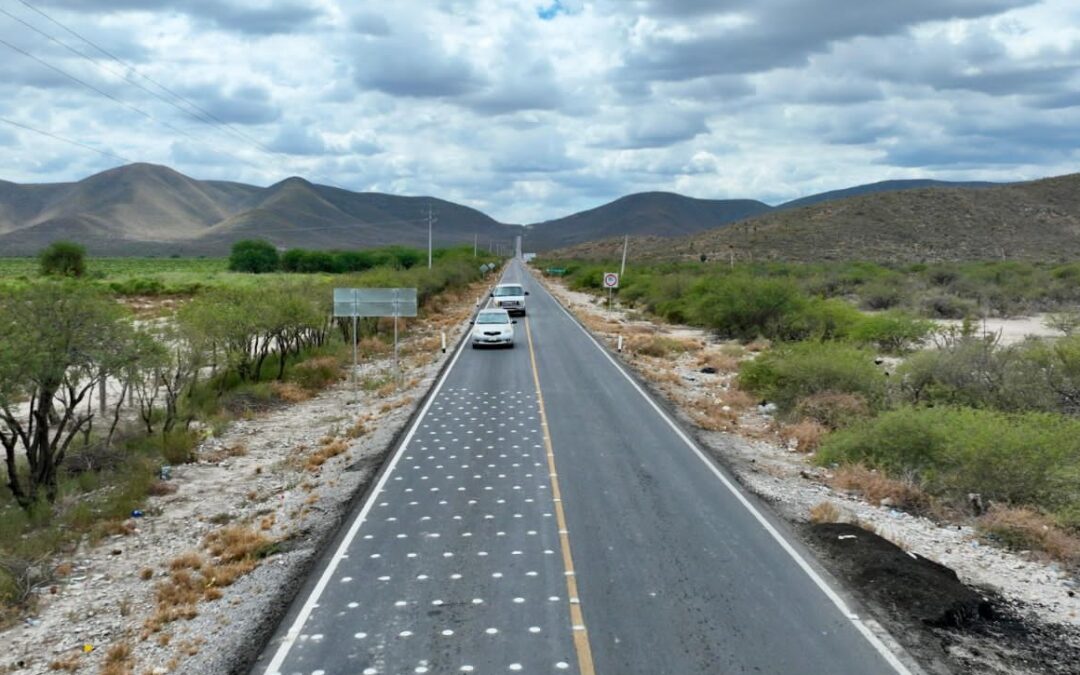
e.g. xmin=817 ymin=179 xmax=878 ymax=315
xmin=525 ymin=317 xmax=597 ymax=675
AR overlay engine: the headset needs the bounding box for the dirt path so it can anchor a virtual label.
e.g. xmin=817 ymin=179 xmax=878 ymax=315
xmin=1 ymin=281 xmax=488 ymax=675
xmin=541 ymin=276 xmax=1080 ymax=675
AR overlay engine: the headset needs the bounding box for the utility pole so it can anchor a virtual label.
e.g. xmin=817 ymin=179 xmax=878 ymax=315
xmin=620 ymin=234 xmax=629 ymax=277
xmin=427 ymin=206 xmax=435 ymax=269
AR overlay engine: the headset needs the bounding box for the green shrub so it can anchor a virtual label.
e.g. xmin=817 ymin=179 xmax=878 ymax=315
xmin=793 ymin=392 xmax=872 ymax=430
xmin=686 ymin=275 xmax=807 ymax=341
xmin=920 ymin=294 xmax=976 ymax=319
xmin=39 ymin=241 xmax=86 ymax=277
xmin=817 ymin=406 xmax=1080 ymax=516
xmin=738 ymin=341 xmax=887 ymax=414
xmin=850 ymin=311 xmax=935 ymax=353
xmin=228 ymin=240 xmax=280 ymax=273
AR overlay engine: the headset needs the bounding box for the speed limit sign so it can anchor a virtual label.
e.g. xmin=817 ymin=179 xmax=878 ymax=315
xmin=603 ymin=272 xmax=620 ymax=288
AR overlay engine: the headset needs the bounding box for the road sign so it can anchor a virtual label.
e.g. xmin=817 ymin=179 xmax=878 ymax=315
xmin=333 ymin=288 xmax=418 ymax=318
xmin=603 ymin=272 xmax=620 ymax=289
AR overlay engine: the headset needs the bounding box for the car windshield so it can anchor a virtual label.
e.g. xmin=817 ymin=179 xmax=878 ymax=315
xmin=493 ymin=286 xmax=523 ymax=297
xmin=476 ymin=312 xmax=510 ymax=324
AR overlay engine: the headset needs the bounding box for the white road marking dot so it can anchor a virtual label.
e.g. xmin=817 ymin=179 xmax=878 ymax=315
xmin=529 ymin=626 xmax=541 ymax=633
xmin=509 ymin=665 xmax=523 ymax=671
xmin=364 ymin=669 xmax=377 ymax=675
xmin=354 ymin=632 xmax=367 ymax=639
xmin=348 ymin=601 xmax=360 ymax=607
xmin=399 ymin=630 xmax=413 ymax=637
xmin=472 ymin=598 xmax=484 ymax=604
xmin=556 ymin=662 xmax=570 ymax=670
xmin=513 ymin=597 xmax=525 ymax=604
xmin=442 ymin=629 xmax=454 ymax=636
xmin=485 ymin=627 xmax=499 ymax=635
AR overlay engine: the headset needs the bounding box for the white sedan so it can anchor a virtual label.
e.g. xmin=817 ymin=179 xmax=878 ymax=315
xmin=471 ymin=308 xmax=516 ymax=348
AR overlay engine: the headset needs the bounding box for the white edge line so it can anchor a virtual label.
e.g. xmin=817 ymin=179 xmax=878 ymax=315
xmin=263 ymin=312 xmax=474 ymax=675
xmin=530 ymin=268 xmax=914 ymax=675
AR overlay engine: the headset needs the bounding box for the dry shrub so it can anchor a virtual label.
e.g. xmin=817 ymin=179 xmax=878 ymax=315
xmin=139 ymin=568 xmax=153 ymax=581
xmin=48 ymin=654 xmax=81 ymax=672
xmin=146 ymin=480 xmax=179 ymax=497
xmin=358 ymin=337 xmax=391 ymax=357
xmin=630 ymin=335 xmax=699 ymax=359
xmin=793 ymin=392 xmax=871 ymax=430
xmin=831 ymin=465 xmax=929 ymax=513
xmin=201 ymin=560 xmax=256 ymax=587
xmin=581 ymin=315 xmax=621 ymax=334
xmin=204 ymin=525 xmax=272 ymax=563
xmin=307 ymin=438 xmax=349 ymax=472
xmin=95 ymin=519 xmax=136 ymax=538
xmin=780 ymin=419 xmax=827 ymax=453
xmin=686 ymin=398 xmax=739 ymax=432
xmin=202 ymin=443 xmax=248 ymax=463
xmin=101 ymin=641 xmax=134 ymax=675
xmin=290 ymin=356 xmax=342 ymax=391
xmin=375 ymin=379 xmax=400 ymax=398
xmin=259 ymin=514 xmax=275 ymax=531
xmin=54 ymin=562 xmax=73 ymax=577
xmin=809 ymin=501 xmax=842 ymax=524
xmin=168 ymin=552 xmax=204 ymax=571
xmin=978 ymin=505 xmax=1080 ymax=563
xmin=697 ymin=351 xmax=740 ymax=373
xmin=270 ymin=381 xmax=312 ymax=403
xmin=746 ymin=338 xmax=771 ymax=352
xmin=718 ymin=386 xmax=757 ymax=411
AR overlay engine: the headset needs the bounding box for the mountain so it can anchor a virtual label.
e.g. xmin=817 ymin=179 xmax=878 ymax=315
xmin=778 ymin=179 xmax=999 ymax=210
xmin=524 ymin=192 xmax=773 ymax=251
xmin=0 ymin=164 xmax=518 ymax=256
xmin=551 ymin=173 xmax=1080 ymax=263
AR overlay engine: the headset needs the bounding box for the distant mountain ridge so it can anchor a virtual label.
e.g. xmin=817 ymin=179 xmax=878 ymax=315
xmin=0 ymin=163 xmax=1054 ymax=257
xmin=0 ymin=164 xmax=515 ymax=256
xmin=552 ymin=173 xmax=1080 ymax=263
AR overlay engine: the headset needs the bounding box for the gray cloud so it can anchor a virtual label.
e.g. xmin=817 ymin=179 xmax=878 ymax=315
xmin=183 ymin=83 xmax=280 ymax=125
xmin=351 ymin=32 xmax=484 ymax=98
xmin=38 ymin=0 xmax=322 ymax=35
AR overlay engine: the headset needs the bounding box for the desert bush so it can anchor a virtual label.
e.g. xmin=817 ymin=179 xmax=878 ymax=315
xmin=920 ymin=294 xmax=976 ymax=319
xmin=39 ymin=241 xmax=86 ymax=277
xmin=899 ymin=335 xmax=1058 ymax=413
xmin=227 ymin=240 xmax=279 ymax=274
xmin=289 ymin=356 xmax=342 ymax=390
xmin=830 ymin=465 xmax=930 ymax=513
xmin=780 ymin=419 xmax=827 ymax=453
xmin=849 ymin=311 xmax=935 ymax=353
xmin=817 ymin=406 xmax=1080 ymax=518
xmin=859 ymin=280 xmax=904 ymax=310
xmin=978 ymin=505 xmax=1080 ymax=562
xmin=738 ymin=342 xmax=887 ymax=415
xmin=808 ymin=501 xmax=843 ymax=524
xmin=632 ymin=335 xmax=698 ymax=358
xmin=793 ymin=392 xmax=872 ymax=430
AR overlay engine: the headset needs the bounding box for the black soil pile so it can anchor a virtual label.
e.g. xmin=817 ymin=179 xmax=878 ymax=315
xmin=806 ymin=522 xmax=1080 ymax=674
xmin=808 ymin=522 xmax=993 ymax=627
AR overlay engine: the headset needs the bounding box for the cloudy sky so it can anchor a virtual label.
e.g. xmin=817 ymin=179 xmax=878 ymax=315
xmin=1 ymin=0 xmax=1078 ymax=223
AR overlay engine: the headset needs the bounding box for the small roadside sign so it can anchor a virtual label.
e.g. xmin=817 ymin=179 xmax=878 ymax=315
xmin=603 ymin=272 xmax=620 ymax=289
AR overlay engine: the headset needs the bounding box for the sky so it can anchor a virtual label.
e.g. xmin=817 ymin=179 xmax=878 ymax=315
xmin=1 ymin=0 xmax=1078 ymax=223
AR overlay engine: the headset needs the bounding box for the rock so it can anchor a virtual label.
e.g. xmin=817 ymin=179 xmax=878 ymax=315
xmin=700 ymin=366 xmax=718 ymax=374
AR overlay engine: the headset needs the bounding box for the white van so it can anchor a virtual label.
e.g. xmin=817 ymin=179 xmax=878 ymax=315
xmin=491 ymin=283 xmax=529 ymax=316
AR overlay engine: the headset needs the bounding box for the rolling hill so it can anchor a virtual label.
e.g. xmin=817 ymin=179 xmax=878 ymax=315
xmin=776 ymin=179 xmax=999 ymax=210
xmin=523 ymin=192 xmax=773 ymax=251
xmin=551 ymin=173 xmax=1080 ymax=263
xmin=0 ymin=164 xmax=517 ymax=256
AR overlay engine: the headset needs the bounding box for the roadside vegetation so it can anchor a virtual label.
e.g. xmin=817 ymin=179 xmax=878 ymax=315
xmin=0 ymin=242 xmax=498 ymax=621
xmin=544 ymin=257 xmax=1080 ymax=565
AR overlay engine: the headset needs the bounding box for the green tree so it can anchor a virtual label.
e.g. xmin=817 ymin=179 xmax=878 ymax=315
xmin=39 ymin=241 xmax=86 ymax=277
xmin=0 ymin=282 xmax=148 ymax=507
xmin=228 ymin=239 xmax=280 ymax=273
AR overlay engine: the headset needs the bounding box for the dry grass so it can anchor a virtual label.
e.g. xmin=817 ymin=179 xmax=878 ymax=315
xmin=201 ymin=443 xmax=248 ymax=463
xmin=204 ymin=525 xmax=272 ymax=563
xmin=270 ymin=381 xmax=313 ymax=403
xmin=746 ymin=338 xmax=771 ymax=352
xmin=379 ymin=396 xmax=414 ymax=414
xmin=696 ymin=350 xmax=740 ymax=373
xmin=580 ymin=315 xmax=623 ymax=334
xmin=168 ymin=552 xmax=204 ymax=571
xmin=809 ymin=501 xmax=843 ymax=524
xmin=100 ymin=641 xmax=134 ymax=675
xmin=716 ymin=386 xmax=757 ymax=411
xmin=47 ymin=654 xmax=81 ymax=672
xmin=629 ymin=334 xmax=700 ymax=358
xmin=306 ymin=438 xmax=349 ymax=472
xmin=146 ymin=480 xmax=179 ymax=497
xmin=345 ymin=419 xmax=367 ymax=440
xmin=793 ymin=392 xmax=871 ymax=430
xmin=779 ymin=419 xmax=827 ymax=453
xmin=831 ymin=465 xmax=929 ymax=513
xmin=978 ymin=505 xmax=1080 ymax=563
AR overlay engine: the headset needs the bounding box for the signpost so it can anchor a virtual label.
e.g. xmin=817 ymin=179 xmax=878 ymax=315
xmin=334 ymin=288 xmax=418 ymax=394
xmin=603 ymin=272 xmax=619 ymax=309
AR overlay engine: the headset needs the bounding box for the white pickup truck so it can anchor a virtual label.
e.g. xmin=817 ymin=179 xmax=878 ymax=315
xmin=490 ymin=283 xmax=529 ymax=316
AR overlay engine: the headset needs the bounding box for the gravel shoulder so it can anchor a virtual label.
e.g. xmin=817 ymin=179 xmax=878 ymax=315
xmin=1 ymin=282 xmax=486 ymax=675
xmin=541 ymin=276 xmax=1080 ymax=675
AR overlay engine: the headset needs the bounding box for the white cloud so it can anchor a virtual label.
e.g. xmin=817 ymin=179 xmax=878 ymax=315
xmin=0 ymin=0 xmax=1077 ymax=222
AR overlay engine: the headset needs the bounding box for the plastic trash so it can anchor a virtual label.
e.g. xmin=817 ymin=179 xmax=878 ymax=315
xmin=159 ymin=465 xmax=172 ymax=480
xmin=131 ymin=510 xmax=144 ymax=518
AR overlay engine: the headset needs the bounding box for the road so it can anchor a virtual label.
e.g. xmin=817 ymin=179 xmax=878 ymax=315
xmin=257 ymin=260 xmax=911 ymax=675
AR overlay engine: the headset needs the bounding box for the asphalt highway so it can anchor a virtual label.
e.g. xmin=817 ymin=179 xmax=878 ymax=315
xmin=257 ymin=260 xmax=912 ymax=675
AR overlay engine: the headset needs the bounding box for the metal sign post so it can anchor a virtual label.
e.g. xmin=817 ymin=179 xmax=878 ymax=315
xmin=334 ymin=288 xmax=418 ymax=398
xmin=603 ymin=272 xmax=619 ymax=310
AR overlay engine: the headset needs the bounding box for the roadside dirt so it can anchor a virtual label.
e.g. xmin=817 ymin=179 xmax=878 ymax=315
xmin=541 ymin=274 xmax=1080 ymax=675
xmin=0 ymin=281 xmax=488 ymax=675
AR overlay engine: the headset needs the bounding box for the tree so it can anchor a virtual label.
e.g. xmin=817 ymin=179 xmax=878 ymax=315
xmin=228 ymin=239 xmax=280 ymax=273
xmin=0 ymin=282 xmax=148 ymax=507
xmin=39 ymin=241 xmax=86 ymax=277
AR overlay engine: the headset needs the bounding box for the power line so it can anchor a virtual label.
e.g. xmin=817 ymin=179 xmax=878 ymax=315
xmin=0 ymin=116 xmax=136 ymax=163
xmin=8 ymin=0 xmax=352 ymax=191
